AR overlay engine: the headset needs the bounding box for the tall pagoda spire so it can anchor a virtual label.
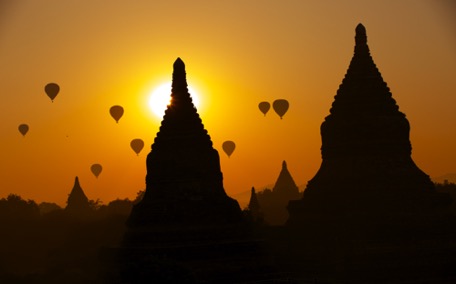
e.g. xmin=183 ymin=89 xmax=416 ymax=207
xmin=152 ymin=58 xmax=212 ymax=152
xmin=128 ymin=58 xmax=241 ymax=226
xmin=171 ymin=58 xmax=189 ymax=96
xmin=287 ymin=24 xmax=449 ymax=227
xmin=118 ymin=59 xmax=273 ymax=284
xmin=322 ymin=23 xmax=409 ymax=159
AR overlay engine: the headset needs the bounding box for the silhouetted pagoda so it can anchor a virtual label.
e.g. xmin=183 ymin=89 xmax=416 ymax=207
xmin=127 ymin=58 xmax=242 ymax=226
xmin=114 ymin=59 xmax=273 ymax=283
xmin=248 ymin=187 xmax=260 ymax=212
xmin=277 ymin=24 xmax=456 ymax=283
xmin=256 ymin=161 xmax=301 ymax=225
xmin=287 ymin=24 xmax=450 ymax=228
xmin=65 ymin=176 xmax=91 ymax=216
xmin=247 ymin=187 xmax=262 ymax=222
xmin=273 ymin=161 xmax=300 ymax=199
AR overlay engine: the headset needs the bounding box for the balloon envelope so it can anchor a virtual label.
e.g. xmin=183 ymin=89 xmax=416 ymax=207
xmin=18 ymin=124 xmax=29 ymax=136
xmin=273 ymin=99 xmax=289 ymax=119
xmin=110 ymin=105 xmax=124 ymax=123
xmin=91 ymin=164 xmax=102 ymax=178
xmin=222 ymin=141 xmax=236 ymax=158
xmin=130 ymin=139 xmax=145 ymax=155
xmin=258 ymin=102 xmax=270 ymax=116
xmin=44 ymin=83 xmax=60 ymax=102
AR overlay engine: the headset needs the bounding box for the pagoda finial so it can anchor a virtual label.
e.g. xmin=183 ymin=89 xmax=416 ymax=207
xmin=248 ymin=186 xmax=260 ymax=213
xmin=172 ymin=57 xmax=188 ymax=95
xmin=74 ymin=176 xmax=80 ymax=187
xmin=355 ymin=23 xmax=367 ymax=46
xmin=173 ymin=57 xmax=185 ymax=70
xmin=282 ymin=160 xmax=287 ymax=169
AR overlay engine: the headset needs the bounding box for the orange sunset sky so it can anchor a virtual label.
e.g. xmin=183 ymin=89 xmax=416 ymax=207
xmin=1 ymin=1 xmax=455 ymax=207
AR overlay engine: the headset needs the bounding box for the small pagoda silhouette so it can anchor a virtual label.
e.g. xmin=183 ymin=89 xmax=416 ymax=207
xmin=246 ymin=187 xmax=263 ymax=222
xmin=65 ymin=176 xmax=92 ymax=217
xmin=256 ymin=161 xmax=301 ymax=225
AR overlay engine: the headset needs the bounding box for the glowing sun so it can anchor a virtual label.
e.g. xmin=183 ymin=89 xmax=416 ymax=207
xmin=148 ymin=83 xmax=200 ymax=118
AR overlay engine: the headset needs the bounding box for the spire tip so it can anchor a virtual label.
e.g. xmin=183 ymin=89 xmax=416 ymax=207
xmin=174 ymin=57 xmax=185 ymax=68
xmin=355 ymin=23 xmax=367 ymax=45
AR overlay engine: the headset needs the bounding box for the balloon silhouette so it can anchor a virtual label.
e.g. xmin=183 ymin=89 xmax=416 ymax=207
xmin=110 ymin=105 xmax=124 ymax=123
xmin=222 ymin=141 xmax=236 ymax=158
xmin=258 ymin=102 xmax=270 ymax=116
xmin=18 ymin=124 xmax=29 ymax=136
xmin=130 ymin=139 xmax=144 ymax=155
xmin=44 ymin=83 xmax=60 ymax=102
xmin=91 ymin=164 xmax=103 ymax=178
xmin=273 ymin=99 xmax=289 ymax=119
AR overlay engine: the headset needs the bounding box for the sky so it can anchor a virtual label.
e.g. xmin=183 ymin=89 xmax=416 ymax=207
xmin=0 ymin=1 xmax=455 ymax=207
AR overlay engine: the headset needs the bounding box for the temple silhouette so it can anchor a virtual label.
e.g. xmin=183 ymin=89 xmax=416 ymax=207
xmin=287 ymin=24 xmax=450 ymax=228
xmin=256 ymin=161 xmax=301 ymax=225
xmin=278 ymin=24 xmax=455 ymax=282
xmin=247 ymin=187 xmax=262 ymax=222
xmin=110 ymin=58 xmax=272 ymax=283
xmin=65 ymin=176 xmax=92 ymax=217
xmin=127 ymin=58 xmax=242 ymax=226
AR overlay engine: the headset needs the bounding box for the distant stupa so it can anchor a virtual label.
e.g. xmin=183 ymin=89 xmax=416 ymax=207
xmin=128 ymin=58 xmax=242 ymax=226
xmin=256 ymin=161 xmax=301 ymax=225
xmin=65 ymin=176 xmax=91 ymax=216
xmin=272 ymin=161 xmax=300 ymax=199
xmin=287 ymin=24 xmax=450 ymax=226
xmin=247 ymin=187 xmax=262 ymax=222
xmin=248 ymin=187 xmax=260 ymax=212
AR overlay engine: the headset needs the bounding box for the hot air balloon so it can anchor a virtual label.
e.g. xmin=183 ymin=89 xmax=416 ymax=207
xmin=258 ymin=102 xmax=270 ymax=116
xmin=91 ymin=164 xmax=103 ymax=178
xmin=273 ymin=99 xmax=289 ymax=119
xmin=222 ymin=141 xmax=236 ymax=158
xmin=130 ymin=139 xmax=144 ymax=155
xmin=110 ymin=105 xmax=124 ymax=123
xmin=44 ymin=83 xmax=60 ymax=102
xmin=18 ymin=124 xmax=29 ymax=136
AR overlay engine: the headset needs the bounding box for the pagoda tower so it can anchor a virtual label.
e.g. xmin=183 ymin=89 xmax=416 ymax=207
xmin=248 ymin=187 xmax=260 ymax=212
xmin=287 ymin=24 xmax=449 ymax=226
xmin=247 ymin=187 xmax=262 ymax=222
xmin=112 ymin=59 xmax=272 ymax=283
xmin=65 ymin=176 xmax=91 ymax=216
xmin=256 ymin=161 xmax=301 ymax=225
xmin=272 ymin=161 xmax=300 ymax=200
xmin=128 ymin=58 xmax=242 ymax=226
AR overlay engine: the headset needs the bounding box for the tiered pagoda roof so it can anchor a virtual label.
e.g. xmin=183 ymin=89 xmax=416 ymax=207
xmin=272 ymin=161 xmax=300 ymax=199
xmin=65 ymin=176 xmax=91 ymax=215
xmin=128 ymin=58 xmax=241 ymax=226
xmin=287 ymin=24 xmax=449 ymax=225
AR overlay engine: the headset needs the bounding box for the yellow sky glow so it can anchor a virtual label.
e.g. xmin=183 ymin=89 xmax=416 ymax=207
xmin=148 ymin=83 xmax=201 ymax=118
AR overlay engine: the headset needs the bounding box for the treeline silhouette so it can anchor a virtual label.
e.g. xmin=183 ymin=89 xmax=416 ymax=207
xmin=0 ymin=192 xmax=143 ymax=283
xmin=2 ymin=182 xmax=454 ymax=283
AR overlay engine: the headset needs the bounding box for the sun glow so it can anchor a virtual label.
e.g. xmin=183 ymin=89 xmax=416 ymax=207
xmin=148 ymin=83 xmax=200 ymax=118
